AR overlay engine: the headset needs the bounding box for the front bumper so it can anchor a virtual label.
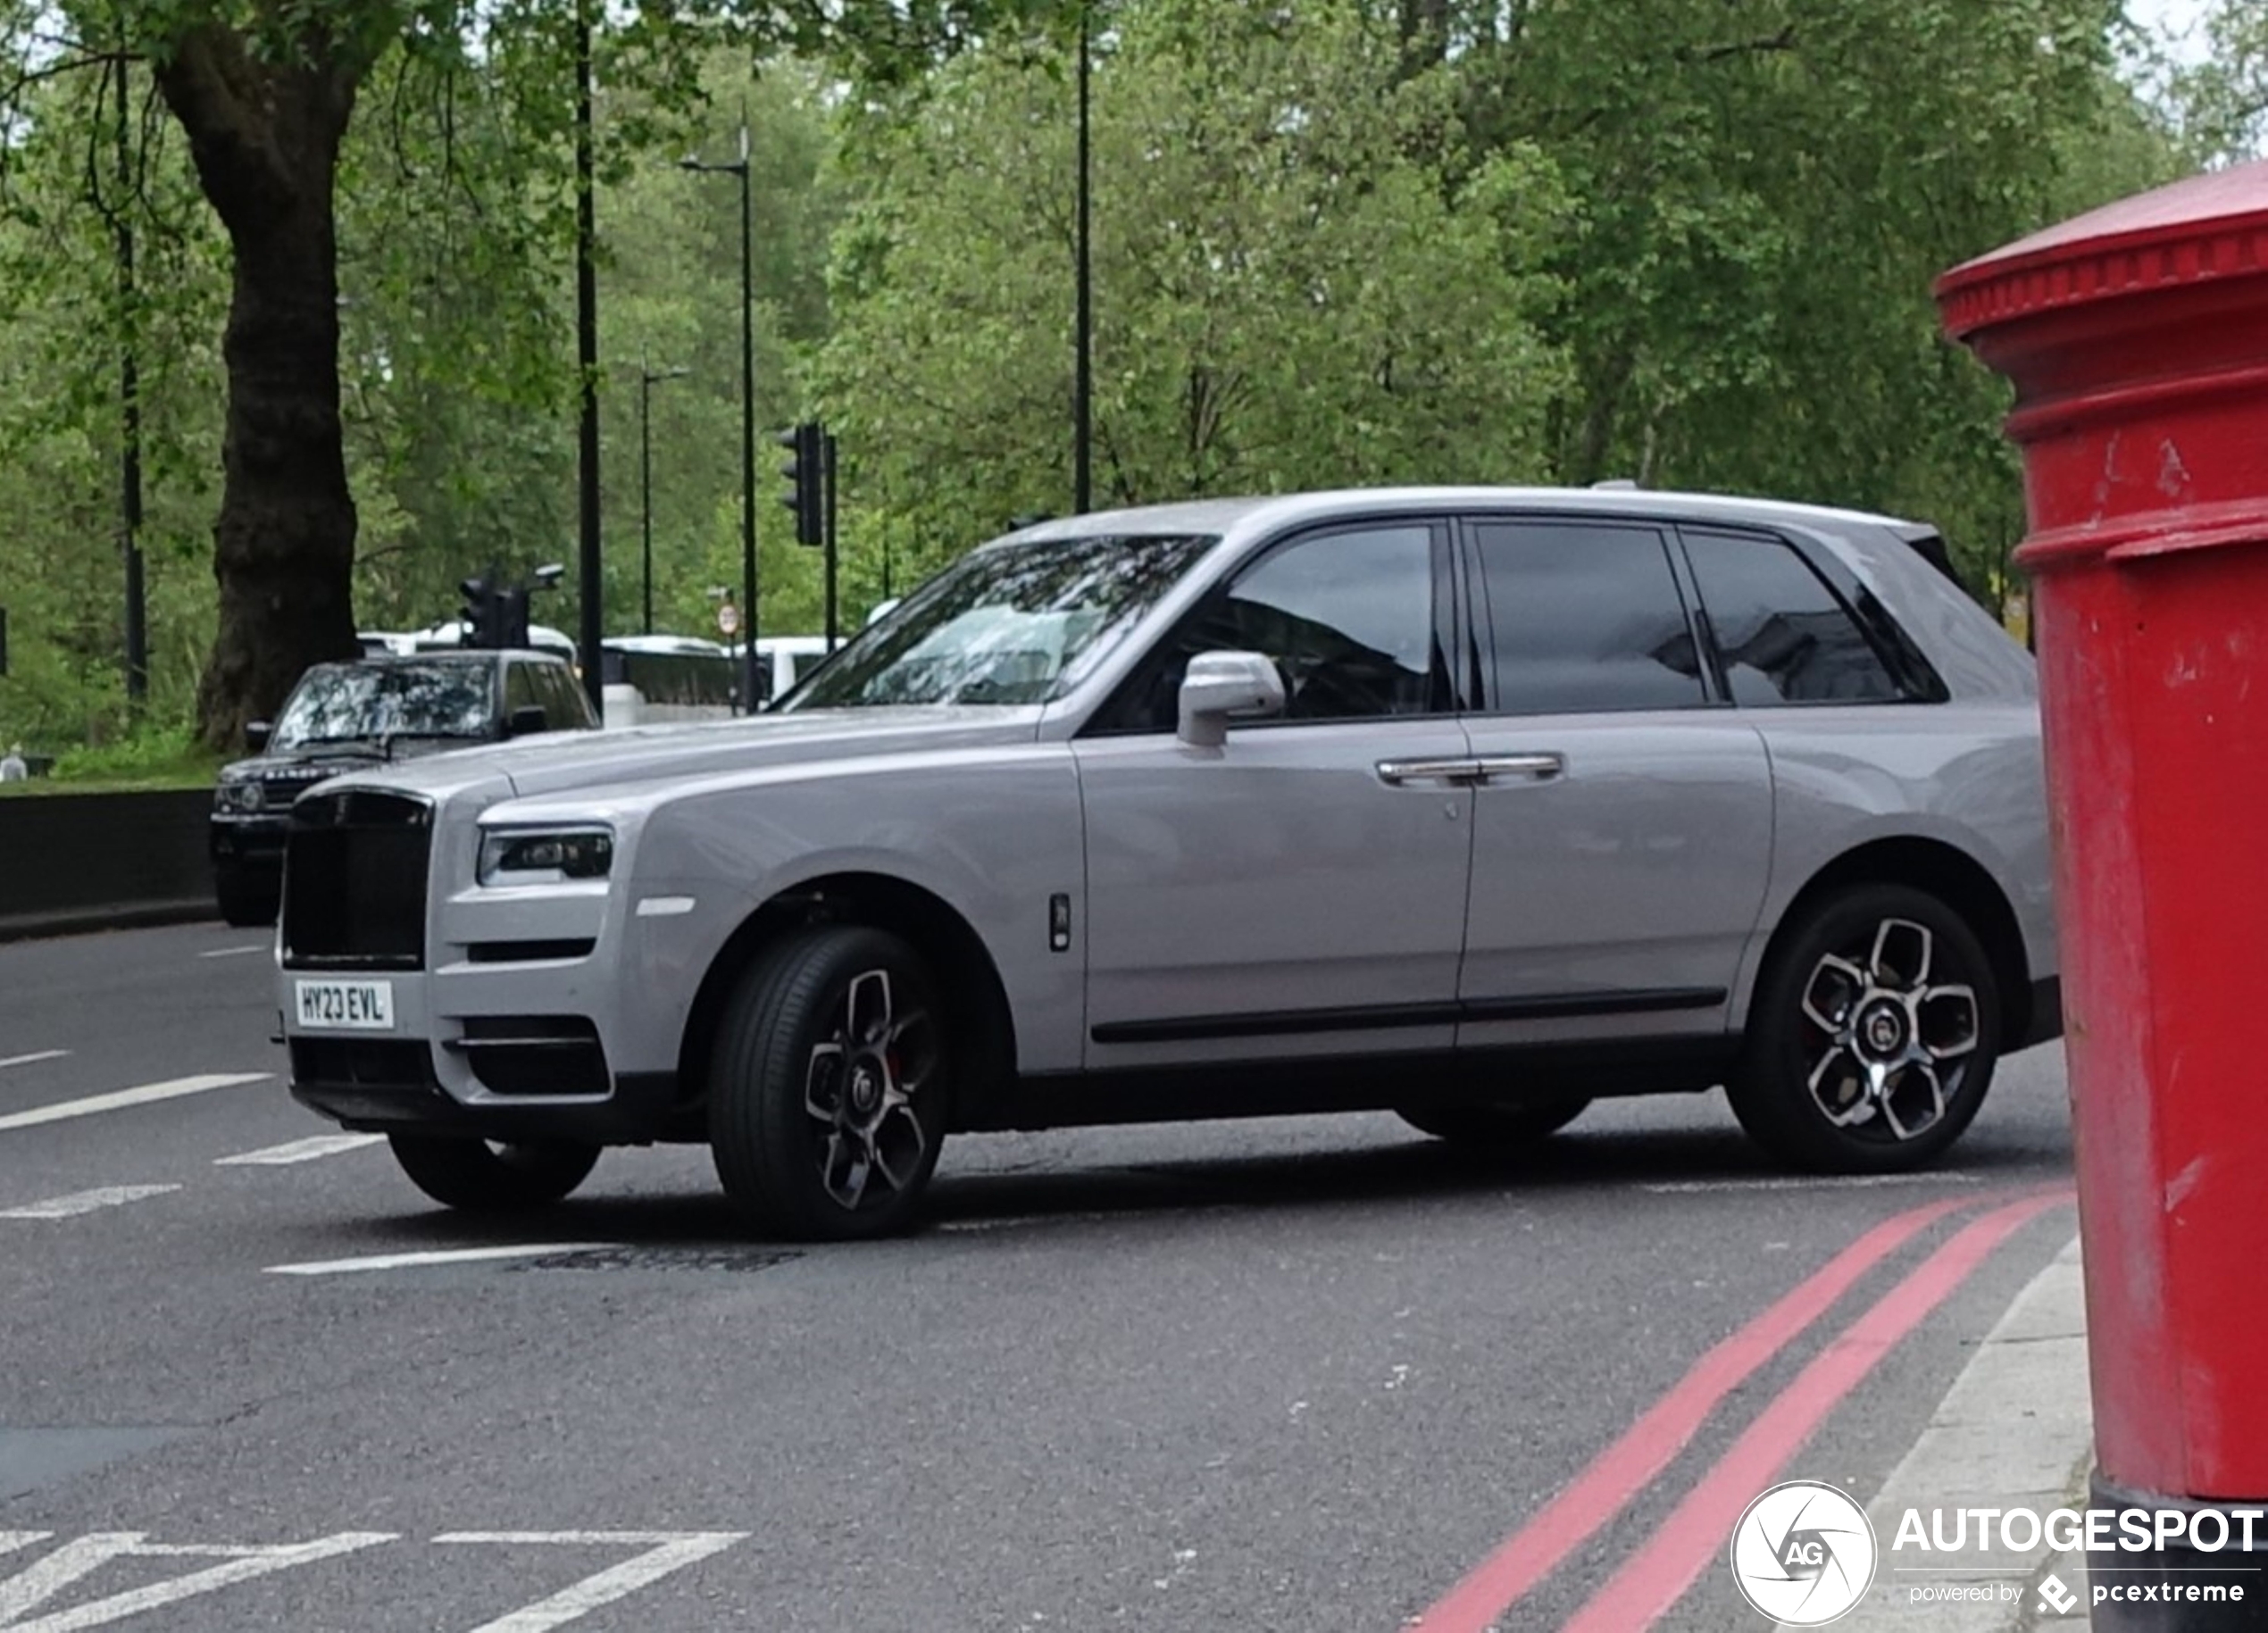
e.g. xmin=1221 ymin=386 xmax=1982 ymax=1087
xmin=278 ymin=782 xmax=759 ymax=1146
xmin=211 ymin=814 xmax=288 ymax=867
xmin=288 ymin=1034 xmax=683 ymax=1143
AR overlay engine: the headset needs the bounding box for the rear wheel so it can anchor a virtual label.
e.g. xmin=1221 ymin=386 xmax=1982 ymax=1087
xmin=1397 ymin=1099 xmax=1591 ymax=1145
xmin=213 ymin=862 xmax=278 ymax=929
xmin=1728 ymin=883 xmax=2001 ymax=1173
xmin=709 ymin=925 xmax=952 ymax=1241
xmin=387 ymin=1135 xmax=599 ymax=1211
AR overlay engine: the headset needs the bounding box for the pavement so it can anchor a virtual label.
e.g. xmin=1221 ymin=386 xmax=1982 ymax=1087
xmin=0 ymin=919 xmax=2098 ymax=1631
xmin=1828 ymin=1232 xmax=2095 ymax=1631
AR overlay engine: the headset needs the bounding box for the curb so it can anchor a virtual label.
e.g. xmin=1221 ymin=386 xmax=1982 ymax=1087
xmin=1809 ymin=1230 xmax=2093 ymax=1629
xmin=0 ymin=899 xmax=221 ymax=946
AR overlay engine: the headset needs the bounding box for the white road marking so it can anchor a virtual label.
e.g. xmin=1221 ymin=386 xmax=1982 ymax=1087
xmin=435 ymin=1533 xmax=747 ymax=1633
xmin=196 ymin=945 xmax=267 ymax=960
xmin=0 ymin=1531 xmax=393 ymax=1631
xmin=0 ymin=1537 xmax=49 ymax=1562
xmin=0 ymin=1053 xmax=68 ymax=1072
xmin=1641 ymin=1170 xmax=1977 ymax=1197
xmin=0 ymin=1074 xmax=270 ymax=1135
xmin=1641 ymin=1171 xmax=1985 ymax=1194
xmin=0 ymin=1187 xmax=179 ymax=1221
xmin=215 ymin=1134 xmax=384 ymax=1167
xmin=264 ymin=1243 xmax=625 ymax=1277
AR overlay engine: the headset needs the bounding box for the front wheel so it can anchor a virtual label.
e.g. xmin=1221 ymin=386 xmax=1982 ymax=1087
xmin=387 ymin=1135 xmax=600 ymax=1211
xmin=708 ymin=925 xmax=952 ymax=1241
xmin=1728 ymin=884 xmax=2001 ymax=1174
xmin=1397 ymin=1099 xmax=1591 ymax=1146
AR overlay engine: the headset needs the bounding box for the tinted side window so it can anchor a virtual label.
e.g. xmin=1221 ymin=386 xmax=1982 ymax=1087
xmin=1104 ymin=524 xmax=1445 ymax=731
xmin=542 ymin=663 xmax=595 ymax=728
xmin=1472 ymin=521 xmax=1706 ymax=714
xmin=504 ymin=662 xmax=540 ymax=726
xmin=1683 ymin=529 xmax=1902 ymax=705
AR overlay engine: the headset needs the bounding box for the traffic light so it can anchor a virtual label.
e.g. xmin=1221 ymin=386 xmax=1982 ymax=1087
xmin=459 ymin=568 xmax=503 ymax=649
xmin=774 ymin=421 xmax=823 ymax=547
xmin=498 ymin=585 xmax=531 ymax=650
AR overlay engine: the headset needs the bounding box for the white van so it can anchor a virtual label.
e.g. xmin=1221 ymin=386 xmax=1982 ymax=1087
xmin=724 ymin=635 xmax=840 ymax=706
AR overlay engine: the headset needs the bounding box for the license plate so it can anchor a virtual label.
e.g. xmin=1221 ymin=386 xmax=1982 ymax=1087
xmin=294 ymin=979 xmax=396 ymax=1031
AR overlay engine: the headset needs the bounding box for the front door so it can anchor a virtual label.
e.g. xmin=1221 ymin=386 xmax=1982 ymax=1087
xmin=1453 ymin=516 xmax=1775 ymax=1053
xmin=1074 ymin=521 xmax=1476 ymax=1069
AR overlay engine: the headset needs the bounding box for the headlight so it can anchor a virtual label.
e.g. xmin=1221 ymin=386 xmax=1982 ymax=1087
xmin=478 ymin=826 xmax=613 ymax=886
xmin=215 ymin=780 xmax=263 ymax=813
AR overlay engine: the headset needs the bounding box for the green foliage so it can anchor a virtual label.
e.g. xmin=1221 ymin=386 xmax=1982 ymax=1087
xmin=0 ymin=54 xmax=227 ymax=749
xmin=1439 ymin=0 xmax=2172 ymax=587
xmin=2170 ymin=0 xmax=2268 ymax=162
xmin=2 ymin=723 xmax=221 ymax=793
xmin=817 ymin=0 xmax=1575 ymax=566
xmin=0 ymin=0 xmax=2197 ymax=745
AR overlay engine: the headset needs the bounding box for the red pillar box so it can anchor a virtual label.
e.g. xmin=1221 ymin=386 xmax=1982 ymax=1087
xmin=1938 ymin=163 xmax=2268 ymax=1627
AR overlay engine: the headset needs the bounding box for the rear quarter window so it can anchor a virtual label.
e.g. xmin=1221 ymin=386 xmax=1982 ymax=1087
xmin=1681 ymin=529 xmax=1904 ymax=706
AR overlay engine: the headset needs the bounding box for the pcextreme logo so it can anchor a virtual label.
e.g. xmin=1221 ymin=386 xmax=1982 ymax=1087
xmin=1730 ymin=1480 xmax=1880 ymax=1626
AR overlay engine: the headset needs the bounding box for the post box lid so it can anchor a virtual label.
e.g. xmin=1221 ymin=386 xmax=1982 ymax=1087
xmin=1936 ymin=159 xmax=2268 ymax=338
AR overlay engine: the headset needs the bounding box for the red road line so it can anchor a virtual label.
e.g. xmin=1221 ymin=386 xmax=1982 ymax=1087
xmin=1556 ymin=1187 xmax=2072 ymax=1633
xmin=1411 ymin=1192 xmax=1978 ymax=1633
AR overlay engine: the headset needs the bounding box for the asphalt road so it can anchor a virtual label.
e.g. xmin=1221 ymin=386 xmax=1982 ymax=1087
xmin=0 ymin=921 xmax=2077 ymax=1632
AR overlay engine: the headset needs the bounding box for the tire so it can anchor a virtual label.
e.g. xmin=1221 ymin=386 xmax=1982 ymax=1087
xmin=708 ymin=924 xmax=953 ymax=1241
xmin=1728 ymin=883 xmax=2002 ymax=1174
xmin=1397 ymin=1099 xmax=1591 ymax=1145
xmin=213 ymin=862 xmax=279 ymax=929
xmin=387 ymin=1135 xmax=600 ymax=1212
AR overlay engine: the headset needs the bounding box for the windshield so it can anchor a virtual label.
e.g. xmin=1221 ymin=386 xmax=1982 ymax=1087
xmin=271 ymin=661 xmax=495 ymax=750
xmin=782 ymin=533 xmax=1216 ymax=710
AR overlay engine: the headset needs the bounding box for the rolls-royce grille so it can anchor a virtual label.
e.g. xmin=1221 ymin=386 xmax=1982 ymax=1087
xmin=284 ymin=790 xmax=432 ymax=969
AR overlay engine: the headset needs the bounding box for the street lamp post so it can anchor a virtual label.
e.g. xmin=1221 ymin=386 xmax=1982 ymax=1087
xmin=681 ymin=123 xmax=757 ymax=713
xmin=575 ymin=6 xmax=604 ymax=713
xmin=638 ymin=356 xmax=689 ymax=634
xmin=1074 ymin=2 xmax=1093 ymax=516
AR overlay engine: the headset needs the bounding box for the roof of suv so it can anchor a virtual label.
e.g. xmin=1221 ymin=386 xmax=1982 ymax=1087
xmin=325 ymin=648 xmax=570 ymax=670
xmin=1009 ymin=487 xmax=1923 ymax=544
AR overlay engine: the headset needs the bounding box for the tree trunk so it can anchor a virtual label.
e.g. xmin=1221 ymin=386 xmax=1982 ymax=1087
xmin=156 ymin=28 xmax=363 ymax=752
xmin=1570 ymin=344 xmax=1637 ymax=487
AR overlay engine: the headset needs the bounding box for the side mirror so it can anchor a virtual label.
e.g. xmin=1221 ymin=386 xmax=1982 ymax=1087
xmin=506 ymin=704 xmax=549 ymax=737
xmin=245 ymin=721 xmax=271 ymax=755
xmin=1177 ymin=650 xmax=1286 ymax=747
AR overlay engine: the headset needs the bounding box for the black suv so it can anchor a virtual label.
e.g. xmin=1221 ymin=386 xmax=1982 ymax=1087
xmin=211 ymin=649 xmax=598 ymax=926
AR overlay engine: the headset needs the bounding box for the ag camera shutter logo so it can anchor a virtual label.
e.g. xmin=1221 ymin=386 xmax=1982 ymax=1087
xmin=1729 ymin=1480 xmax=1878 ymax=1625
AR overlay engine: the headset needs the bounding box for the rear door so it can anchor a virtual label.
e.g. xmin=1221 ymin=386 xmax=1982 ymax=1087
xmin=1454 ymin=515 xmax=1776 ymax=1053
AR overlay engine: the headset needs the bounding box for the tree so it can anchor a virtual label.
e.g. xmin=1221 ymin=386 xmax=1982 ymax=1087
xmin=0 ymin=44 xmax=229 ymax=742
xmin=1430 ymin=0 xmax=2173 ymax=581
xmin=0 ymin=0 xmax=1071 ymax=750
xmin=2172 ymin=0 xmax=2268 ymax=162
xmin=816 ymin=0 xmax=1574 ymax=560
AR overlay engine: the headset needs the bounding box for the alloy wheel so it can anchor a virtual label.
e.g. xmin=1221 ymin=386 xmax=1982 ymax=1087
xmin=803 ymin=969 xmax=940 ymax=1212
xmin=1797 ymin=917 xmax=1980 ymax=1142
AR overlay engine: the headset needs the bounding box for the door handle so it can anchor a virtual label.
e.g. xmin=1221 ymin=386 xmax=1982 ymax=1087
xmin=1375 ymin=758 xmax=1481 ymax=786
xmin=1472 ymin=754 xmax=1564 ymax=783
